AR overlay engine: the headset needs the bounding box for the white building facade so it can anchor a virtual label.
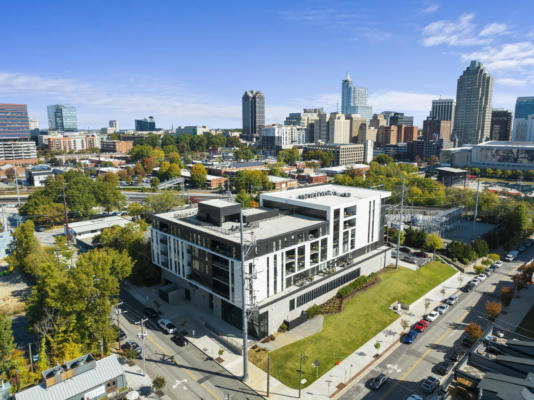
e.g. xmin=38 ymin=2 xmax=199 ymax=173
xmin=150 ymin=185 xmax=390 ymax=337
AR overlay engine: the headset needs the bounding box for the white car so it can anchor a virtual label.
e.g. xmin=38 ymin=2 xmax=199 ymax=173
xmin=436 ymin=304 xmax=449 ymax=314
xmin=494 ymin=261 xmax=503 ymax=268
xmin=478 ymin=273 xmax=487 ymax=280
xmin=471 ymin=278 xmax=481 ymax=285
xmin=426 ymin=311 xmax=440 ymax=322
xmin=157 ymin=318 xmax=176 ymax=334
xmin=407 ymin=395 xmax=423 ymax=400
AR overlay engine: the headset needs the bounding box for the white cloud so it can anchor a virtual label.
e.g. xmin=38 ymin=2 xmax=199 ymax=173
xmin=461 ymin=42 xmax=534 ymax=71
xmin=479 ymin=23 xmax=508 ymax=37
xmin=422 ymin=14 xmax=509 ymax=47
xmin=420 ymin=3 xmax=439 ymax=14
xmin=495 ymin=78 xmax=527 ymax=87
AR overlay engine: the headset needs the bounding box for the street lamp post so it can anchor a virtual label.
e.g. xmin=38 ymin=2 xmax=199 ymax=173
xmin=115 ymin=302 xmax=126 ymax=347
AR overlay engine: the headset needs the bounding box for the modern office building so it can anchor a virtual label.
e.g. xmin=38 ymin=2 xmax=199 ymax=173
xmin=369 ymin=113 xmax=387 ymax=130
xmin=135 ymin=116 xmax=156 ymax=131
xmin=328 ymin=113 xmax=351 ymax=143
xmin=452 ymin=60 xmax=493 ymax=145
xmin=261 ymin=124 xmax=306 ymax=153
xmin=511 ymin=97 xmax=534 ymax=141
xmin=242 ymin=90 xmax=265 ymax=140
xmin=284 ymin=108 xmax=323 ymax=142
xmin=313 ymin=110 xmax=330 ymax=143
xmin=100 ymin=140 xmax=133 ymax=153
xmin=490 ymin=109 xmax=513 ymax=141
xmin=376 ymin=125 xmax=398 ymax=146
xmin=430 ymin=99 xmax=455 ymax=126
xmin=175 ymin=125 xmax=210 ymax=136
xmin=301 ymin=143 xmax=366 ymax=166
xmin=108 ymin=120 xmax=118 ymax=132
xmin=388 ymin=112 xmax=414 ymax=127
xmin=0 ymin=104 xmax=30 ymax=138
xmin=346 ymin=114 xmax=367 ymax=143
xmin=423 ymin=118 xmax=451 ymax=142
xmin=341 ymin=73 xmax=373 ymax=122
xmin=150 ymin=185 xmax=390 ymax=337
xmin=404 ymin=126 xmax=419 ymax=142
xmin=47 ymin=104 xmax=77 ymax=132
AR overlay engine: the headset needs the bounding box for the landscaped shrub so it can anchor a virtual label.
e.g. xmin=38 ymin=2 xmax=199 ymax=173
xmin=306 ymin=304 xmax=322 ymax=319
xmin=474 ymin=265 xmax=486 ymax=275
xmin=482 ymin=258 xmax=493 ymax=266
xmin=278 ymin=323 xmax=287 ymax=332
xmin=336 ymin=273 xmax=377 ymax=299
xmin=488 ymin=253 xmax=500 ymax=262
xmin=447 ymin=241 xmax=475 ymax=263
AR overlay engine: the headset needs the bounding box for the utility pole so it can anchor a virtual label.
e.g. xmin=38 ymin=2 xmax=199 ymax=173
xmin=239 ymin=210 xmax=248 ymax=381
xmin=136 ymin=318 xmax=148 ymax=376
xmin=472 ymin=176 xmax=480 ymax=241
xmin=267 ymin=355 xmax=270 ymax=397
xmin=395 ymin=178 xmax=405 ymax=270
xmin=28 ymin=343 xmax=33 ymax=371
xmin=62 ymin=182 xmax=70 ymax=243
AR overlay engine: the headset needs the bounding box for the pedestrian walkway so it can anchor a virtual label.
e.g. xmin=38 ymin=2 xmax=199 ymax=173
xmin=124 ymin=268 xmax=464 ymax=400
xmin=122 ymin=358 xmax=160 ymax=399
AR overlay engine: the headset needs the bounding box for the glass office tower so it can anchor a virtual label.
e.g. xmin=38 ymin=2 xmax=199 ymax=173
xmin=47 ymin=104 xmax=78 ymax=132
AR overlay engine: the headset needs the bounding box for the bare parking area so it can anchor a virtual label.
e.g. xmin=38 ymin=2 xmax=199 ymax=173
xmin=0 ymin=264 xmax=32 ymax=345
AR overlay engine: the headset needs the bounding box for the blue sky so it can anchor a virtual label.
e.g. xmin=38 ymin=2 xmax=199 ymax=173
xmin=1 ymin=0 xmax=533 ymax=130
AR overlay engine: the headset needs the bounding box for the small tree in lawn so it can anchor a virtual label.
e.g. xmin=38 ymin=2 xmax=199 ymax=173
xmin=425 ymin=233 xmax=443 ymax=259
xmin=152 ymin=376 xmax=166 ymax=393
xmin=441 ymin=288 xmax=446 ymax=298
xmin=374 ymin=341 xmax=381 ymax=357
xmin=465 ymin=322 xmax=484 ymax=342
xmin=458 ymin=275 xmax=464 ymax=287
xmin=501 ymin=286 xmax=514 ymax=309
xmin=485 ymin=300 xmax=502 ymax=321
xmin=401 ymin=319 xmax=410 ymax=333
xmin=424 ymin=299 xmax=431 ymax=314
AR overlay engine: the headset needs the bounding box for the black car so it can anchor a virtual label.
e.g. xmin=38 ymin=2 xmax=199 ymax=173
xmin=118 ymin=329 xmax=127 ymax=341
xmin=435 ymin=360 xmax=454 ymax=375
xmin=171 ymin=334 xmax=188 ymax=347
xmin=462 ymin=283 xmax=475 ymax=293
xmin=400 ymin=247 xmax=411 ymax=254
xmin=368 ymin=373 xmax=389 ymax=390
xmin=447 ymin=350 xmax=465 ymax=362
xmin=144 ymin=307 xmax=159 ymax=319
xmin=462 ymin=337 xmax=474 ymax=347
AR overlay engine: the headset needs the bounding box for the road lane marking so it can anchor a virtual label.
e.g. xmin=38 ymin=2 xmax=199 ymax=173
xmin=145 ymin=333 xmax=222 ymax=400
xmin=379 ymin=309 xmax=470 ymax=400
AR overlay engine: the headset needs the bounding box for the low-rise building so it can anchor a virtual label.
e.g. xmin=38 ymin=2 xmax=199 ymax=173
xmin=181 ymin=170 xmax=227 ymax=189
xmin=268 ymin=175 xmax=298 ymax=190
xmin=207 ymin=161 xmax=266 ymax=176
xmin=150 ymin=184 xmax=390 ymax=337
xmin=301 ymin=143 xmax=366 ymax=166
xmin=319 ymin=164 xmax=370 ymax=177
xmin=100 ymin=140 xmax=133 ymax=153
xmin=65 ymin=216 xmax=130 ymax=244
xmin=0 ymin=140 xmax=38 ymax=165
xmin=15 ymin=354 xmax=127 ymax=400
xmin=27 ymin=164 xmax=53 ymax=186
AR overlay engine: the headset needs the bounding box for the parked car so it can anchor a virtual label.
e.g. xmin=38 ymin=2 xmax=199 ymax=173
xmin=144 ymin=307 xmax=159 ymax=319
xmin=157 ymin=318 xmax=176 ymax=334
xmin=414 ymin=251 xmax=429 ymax=258
xmin=118 ymin=329 xmax=127 ymax=341
xmin=367 ymin=373 xmax=389 ymax=390
xmin=493 ymin=260 xmax=503 ymax=268
xmin=470 ymin=278 xmax=481 ymax=286
xmin=400 ymin=247 xmax=411 ymax=254
xmin=462 ymin=283 xmax=475 ymax=293
xmin=436 ymin=304 xmax=449 ymax=314
xmin=478 ymin=273 xmax=487 ymax=280
xmin=402 ymin=255 xmax=417 ymax=264
xmin=489 ymin=265 xmax=497 ymax=272
xmin=122 ymin=340 xmax=142 ymax=355
xmin=407 ymin=395 xmax=423 ymax=400
xmin=505 ymin=250 xmax=518 ymax=262
xmin=445 ymin=294 xmax=459 ymax=305
xmin=447 ymin=350 xmax=466 ymax=362
xmin=391 ymin=250 xmax=398 ymax=258
xmin=404 ymin=330 xmax=419 ymax=344
xmin=421 ymin=376 xmax=440 ymax=393
xmin=519 ymin=245 xmax=526 ymax=252
xmin=426 ymin=311 xmax=440 ymax=322
xmin=435 ymin=360 xmax=454 ymax=375
xmin=171 ymin=334 xmax=188 ymax=347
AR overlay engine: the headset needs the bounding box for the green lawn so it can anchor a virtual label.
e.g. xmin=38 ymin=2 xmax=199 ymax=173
xmin=268 ymin=261 xmax=456 ymax=388
xmin=516 ymin=304 xmax=534 ymax=339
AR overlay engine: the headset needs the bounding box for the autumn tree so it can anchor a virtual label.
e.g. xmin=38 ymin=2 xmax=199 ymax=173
xmin=465 ymin=322 xmax=483 ymax=341
xmin=425 ymin=233 xmax=443 ymax=258
xmin=485 ymin=300 xmax=502 ymax=321
xmin=190 ymin=163 xmax=207 ymax=187
xmin=501 ymin=286 xmax=514 ymax=307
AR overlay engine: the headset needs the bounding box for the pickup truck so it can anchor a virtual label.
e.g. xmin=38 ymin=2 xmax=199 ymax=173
xmin=504 ymin=250 xmax=518 ymax=262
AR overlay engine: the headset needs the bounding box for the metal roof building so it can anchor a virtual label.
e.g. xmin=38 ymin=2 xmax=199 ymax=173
xmin=15 ymin=354 xmax=126 ymax=400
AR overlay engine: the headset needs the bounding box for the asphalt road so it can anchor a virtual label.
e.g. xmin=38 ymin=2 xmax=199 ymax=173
xmin=119 ymin=289 xmax=264 ymax=400
xmin=339 ymin=249 xmax=531 ymax=400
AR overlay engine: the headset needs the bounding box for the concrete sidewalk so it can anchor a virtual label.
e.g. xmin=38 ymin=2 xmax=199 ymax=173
xmin=124 ymin=267 xmax=464 ymax=400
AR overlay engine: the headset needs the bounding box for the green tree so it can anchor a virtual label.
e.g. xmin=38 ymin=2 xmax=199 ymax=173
xmin=0 ymin=315 xmax=14 ymax=373
xmin=152 ymin=376 xmax=166 ymax=392
xmin=278 ymin=146 xmax=300 ymax=164
xmin=158 ymin=161 xmax=170 ymax=179
xmin=235 ymin=190 xmax=252 ymax=208
xmin=425 ymin=233 xmax=443 ymax=257
xmin=373 ymin=154 xmax=394 ymax=165
xmin=7 ymin=220 xmax=39 ymax=274
xmin=127 ymin=202 xmax=144 ymax=219
xmin=66 ymin=176 xmax=96 ymax=217
xmin=167 ymin=152 xmax=182 ymax=166
xmin=130 ymin=144 xmax=153 ymax=162
xmin=151 ymin=177 xmax=160 ymax=191
xmin=190 ymin=163 xmax=207 ymax=187
xmin=473 ymin=239 xmax=489 ymax=258
xmin=145 ymin=192 xmax=182 ymax=214
xmin=95 ymin=180 xmax=126 ymax=212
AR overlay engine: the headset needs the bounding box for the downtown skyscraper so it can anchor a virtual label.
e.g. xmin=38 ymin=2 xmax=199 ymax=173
xmin=0 ymin=104 xmax=30 ymax=138
xmin=452 ymin=61 xmax=493 ymax=145
xmin=341 ymin=73 xmax=372 ymax=123
xmin=47 ymin=104 xmax=78 ymax=132
xmin=242 ymin=90 xmax=265 ymax=141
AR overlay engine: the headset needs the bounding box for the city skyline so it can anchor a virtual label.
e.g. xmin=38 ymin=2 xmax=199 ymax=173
xmin=1 ymin=1 xmax=533 ymax=129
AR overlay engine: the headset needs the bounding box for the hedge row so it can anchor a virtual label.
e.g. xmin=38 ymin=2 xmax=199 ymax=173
xmin=336 ymin=273 xmax=376 ymax=299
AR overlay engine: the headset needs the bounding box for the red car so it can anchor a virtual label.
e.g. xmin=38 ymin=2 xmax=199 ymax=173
xmin=418 ymin=319 xmax=429 ymax=328
xmin=415 ymin=320 xmax=428 ymax=332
